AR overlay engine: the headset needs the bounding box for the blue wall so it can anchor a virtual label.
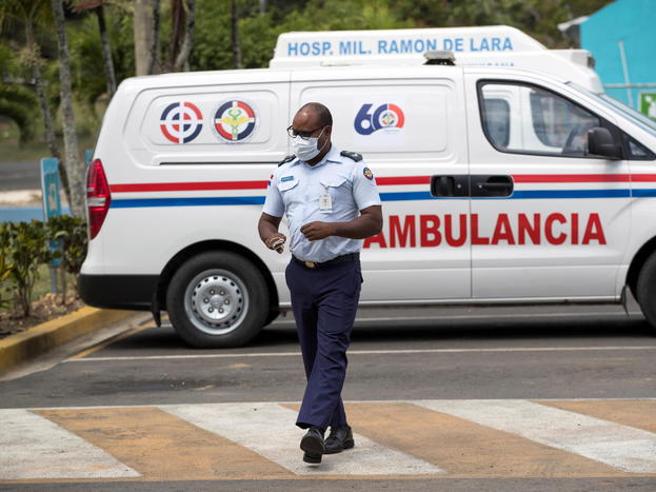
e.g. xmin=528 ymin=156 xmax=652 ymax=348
xmin=580 ymin=0 xmax=656 ymax=108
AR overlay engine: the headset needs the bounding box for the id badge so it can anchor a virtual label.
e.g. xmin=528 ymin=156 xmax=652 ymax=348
xmin=319 ymin=191 xmax=333 ymax=212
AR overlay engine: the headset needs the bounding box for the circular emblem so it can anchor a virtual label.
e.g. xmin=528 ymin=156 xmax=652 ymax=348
xmin=373 ymin=103 xmax=404 ymax=130
xmin=213 ymin=100 xmax=256 ymax=142
xmin=363 ymin=167 xmax=374 ymax=180
xmin=159 ymin=101 xmax=203 ymax=144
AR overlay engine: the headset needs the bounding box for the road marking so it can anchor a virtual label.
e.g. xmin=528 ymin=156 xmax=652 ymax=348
xmin=539 ymin=400 xmax=656 ymax=434
xmin=415 ymin=399 xmax=656 ymax=474
xmin=316 ymin=402 xmax=630 ymax=477
xmin=38 ymin=406 xmax=292 ymax=480
xmin=0 ymin=409 xmax=139 ymax=480
xmin=65 ymin=345 xmax=656 ymax=362
xmin=164 ymin=402 xmax=444 ymax=476
xmin=2 ymin=399 xmax=656 ymax=482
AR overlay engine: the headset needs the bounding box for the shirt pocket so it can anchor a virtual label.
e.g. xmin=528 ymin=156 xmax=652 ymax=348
xmin=319 ymin=174 xmax=350 ymax=212
xmin=277 ymin=177 xmax=301 ymax=205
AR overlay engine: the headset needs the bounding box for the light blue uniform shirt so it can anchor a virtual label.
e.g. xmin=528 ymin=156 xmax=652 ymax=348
xmin=263 ymin=145 xmax=381 ymax=263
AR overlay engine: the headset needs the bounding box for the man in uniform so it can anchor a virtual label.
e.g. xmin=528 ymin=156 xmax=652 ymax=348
xmin=257 ymin=102 xmax=382 ymax=465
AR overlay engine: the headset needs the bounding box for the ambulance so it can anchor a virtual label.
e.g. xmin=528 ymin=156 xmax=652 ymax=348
xmin=80 ymin=26 xmax=656 ymax=347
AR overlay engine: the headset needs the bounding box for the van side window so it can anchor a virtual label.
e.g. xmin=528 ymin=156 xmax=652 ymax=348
xmin=479 ymin=81 xmax=603 ymax=158
xmin=482 ymin=98 xmax=510 ymax=148
xmin=627 ymin=138 xmax=655 ymax=160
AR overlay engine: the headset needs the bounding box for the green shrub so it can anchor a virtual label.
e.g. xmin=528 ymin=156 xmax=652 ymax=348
xmin=3 ymin=220 xmax=55 ymax=317
xmin=0 ymin=224 xmax=14 ymax=310
xmin=47 ymin=215 xmax=88 ymax=298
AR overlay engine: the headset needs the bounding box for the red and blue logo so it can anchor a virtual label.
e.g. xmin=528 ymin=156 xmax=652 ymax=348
xmin=214 ymin=100 xmax=256 ymax=142
xmin=160 ymin=101 xmax=203 ymax=144
xmin=354 ymin=103 xmax=405 ymax=136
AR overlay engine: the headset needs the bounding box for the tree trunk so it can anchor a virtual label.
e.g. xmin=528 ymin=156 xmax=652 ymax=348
xmin=173 ymin=0 xmax=195 ymax=72
xmin=148 ymin=0 xmax=161 ymax=74
xmin=259 ymin=0 xmax=267 ymax=14
xmin=133 ymin=0 xmax=156 ymax=75
xmin=95 ymin=5 xmax=117 ymax=97
xmin=50 ymin=0 xmax=85 ymax=218
xmin=33 ymin=62 xmax=73 ymax=209
xmin=169 ymin=0 xmax=184 ymax=71
xmin=231 ymin=0 xmax=241 ymax=69
xmin=24 ymin=19 xmax=68 ymax=205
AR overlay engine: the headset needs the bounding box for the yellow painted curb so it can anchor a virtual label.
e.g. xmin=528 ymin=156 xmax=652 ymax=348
xmin=0 ymin=306 xmax=137 ymax=375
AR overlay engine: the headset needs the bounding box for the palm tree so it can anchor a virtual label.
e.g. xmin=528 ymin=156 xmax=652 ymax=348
xmin=72 ymin=1 xmax=118 ymax=97
xmin=51 ymin=0 xmax=85 ymax=218
xmin=0 ymin=0 xmax=74 ymax=207
xmin=0 ymin=1 xmax=60 ymax=160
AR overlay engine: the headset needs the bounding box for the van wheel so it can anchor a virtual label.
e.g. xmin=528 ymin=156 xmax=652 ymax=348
xmin=636 ymin=251 xmax=656 ymax=333
xmin=166 ymin=251 xmax=269 ymax=348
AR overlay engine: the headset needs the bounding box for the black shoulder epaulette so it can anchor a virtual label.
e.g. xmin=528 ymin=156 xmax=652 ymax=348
xmin=277 ymin=154 xmax=296 ymax=167
xmin=340 ymin=150 xmax=363 ymax=162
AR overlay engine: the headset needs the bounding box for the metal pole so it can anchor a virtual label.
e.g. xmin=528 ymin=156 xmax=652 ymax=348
xmin=49 ymin=265 xmax=58 ymax=294
xmin=618 ymin=40 xmax=633 ymax=108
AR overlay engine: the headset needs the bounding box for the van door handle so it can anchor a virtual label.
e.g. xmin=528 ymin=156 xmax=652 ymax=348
xmin=430 ymin=175 xmax=469 ymax=197
xmin=471 ymin=175 xmax=513 ymax=197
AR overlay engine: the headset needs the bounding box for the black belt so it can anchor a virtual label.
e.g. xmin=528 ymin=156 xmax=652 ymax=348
xmin=292 ymin=252 xmax=359 ymax=269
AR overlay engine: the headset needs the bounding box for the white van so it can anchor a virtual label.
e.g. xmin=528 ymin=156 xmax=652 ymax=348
xmin=80 ymin=26 xmax=656 ymax=347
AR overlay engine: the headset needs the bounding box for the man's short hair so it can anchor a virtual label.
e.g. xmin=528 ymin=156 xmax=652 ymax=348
xmin=298 ymin=102 xmax=333 ymax=127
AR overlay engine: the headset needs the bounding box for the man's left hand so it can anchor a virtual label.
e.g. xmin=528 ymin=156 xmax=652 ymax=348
xmin=300 ymin=221 xmax=336 ymax=241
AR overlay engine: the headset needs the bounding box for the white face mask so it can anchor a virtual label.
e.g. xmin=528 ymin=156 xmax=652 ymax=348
xmin=290 ymin=127 xmax=326 ymax=161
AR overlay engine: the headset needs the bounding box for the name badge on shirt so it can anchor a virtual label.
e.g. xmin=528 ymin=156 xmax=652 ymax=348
xmin=319 ymin=191 xmax=333 ymax=211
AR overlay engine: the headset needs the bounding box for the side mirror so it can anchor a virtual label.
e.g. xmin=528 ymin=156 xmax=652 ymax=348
xmin=587 ymin=127 xmax=622 ymax=160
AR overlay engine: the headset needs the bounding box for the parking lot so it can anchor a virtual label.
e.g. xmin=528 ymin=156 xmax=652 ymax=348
xmin=1 ymin=304 xmax=655 ymax=491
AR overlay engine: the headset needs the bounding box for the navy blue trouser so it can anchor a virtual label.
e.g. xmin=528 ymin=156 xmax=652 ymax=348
xmin=285 ymin=256 xmax=362 ymax=432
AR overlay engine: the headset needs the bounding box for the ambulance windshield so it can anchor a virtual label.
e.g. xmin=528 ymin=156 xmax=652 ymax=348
xmin=568 ymin=82 xmax=656 ymax=136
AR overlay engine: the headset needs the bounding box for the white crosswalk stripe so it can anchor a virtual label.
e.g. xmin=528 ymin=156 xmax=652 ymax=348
xmin=164 ymin=402 xmax=445 ymax=475
xmin=415 ymin=399 xmax=656 ymax=474
xmin=0 ymin=409 xmax=140 ymax=480
xmin=2 ymin=399 xmax=656 ymax=482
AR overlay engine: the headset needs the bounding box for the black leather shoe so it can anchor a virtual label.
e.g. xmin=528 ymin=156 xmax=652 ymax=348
xmin=324 ymin=424 xmax=354 ymax=454
xmin=300 ymin=427 xmax=325 ymax=464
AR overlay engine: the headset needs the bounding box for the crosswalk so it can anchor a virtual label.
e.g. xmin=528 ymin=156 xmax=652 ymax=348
xmin=1 ymin=399 xmax=655 ymax=483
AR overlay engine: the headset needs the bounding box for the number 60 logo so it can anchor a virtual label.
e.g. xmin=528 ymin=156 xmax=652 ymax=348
xmin=354 ymin=103 xmax=405 ymax=136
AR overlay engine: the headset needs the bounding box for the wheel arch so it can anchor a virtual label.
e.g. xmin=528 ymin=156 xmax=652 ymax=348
xmin=157 ymin=240 xmax=280 ymax=323
xmin=626 ymin=236 xmax=656 ymax=299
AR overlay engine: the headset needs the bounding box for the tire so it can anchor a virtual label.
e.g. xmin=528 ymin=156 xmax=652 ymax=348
xmin=636 ymin=250 xmax=656 ymax=332
xmin=166 ymin=251 xmax=269 ymax=348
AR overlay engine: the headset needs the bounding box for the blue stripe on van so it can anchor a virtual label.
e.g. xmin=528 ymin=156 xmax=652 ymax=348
xmin=632 ymin=189 xmax=656 ymax=198
xmin=510 ymin=189 xmax=631 ymax=199
xmin=379 ymin=189 xmax=633 ymax=201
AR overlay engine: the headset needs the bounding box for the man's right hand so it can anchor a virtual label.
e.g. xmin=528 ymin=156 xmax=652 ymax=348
xmin=265 ymin=233 xmax=287 ymax=253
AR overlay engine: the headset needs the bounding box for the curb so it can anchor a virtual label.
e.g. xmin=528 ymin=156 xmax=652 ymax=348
xmin=0 ymin=306 xmax=137 ymax=375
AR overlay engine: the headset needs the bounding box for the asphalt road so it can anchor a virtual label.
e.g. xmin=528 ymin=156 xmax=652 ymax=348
xmin=0 ymin=161 xmax=40 ymax=191
xmin=2 ymin=305 xmax=656 ymax=491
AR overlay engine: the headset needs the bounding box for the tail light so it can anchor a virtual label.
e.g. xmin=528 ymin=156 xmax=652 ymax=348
xmin=86 ymin=158 xmax=111 ymax=239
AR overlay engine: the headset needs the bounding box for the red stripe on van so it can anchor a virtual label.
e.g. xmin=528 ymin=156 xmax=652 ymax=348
xmin=629 ymin=174 xmax=656 ymax=182
xmin=110 ymin=180 xmax=269 ymax=192
xmin=376 ymin=176 xmax=430 ymax=185
xmin=513 ymin=174 xmax=632 ymax=183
